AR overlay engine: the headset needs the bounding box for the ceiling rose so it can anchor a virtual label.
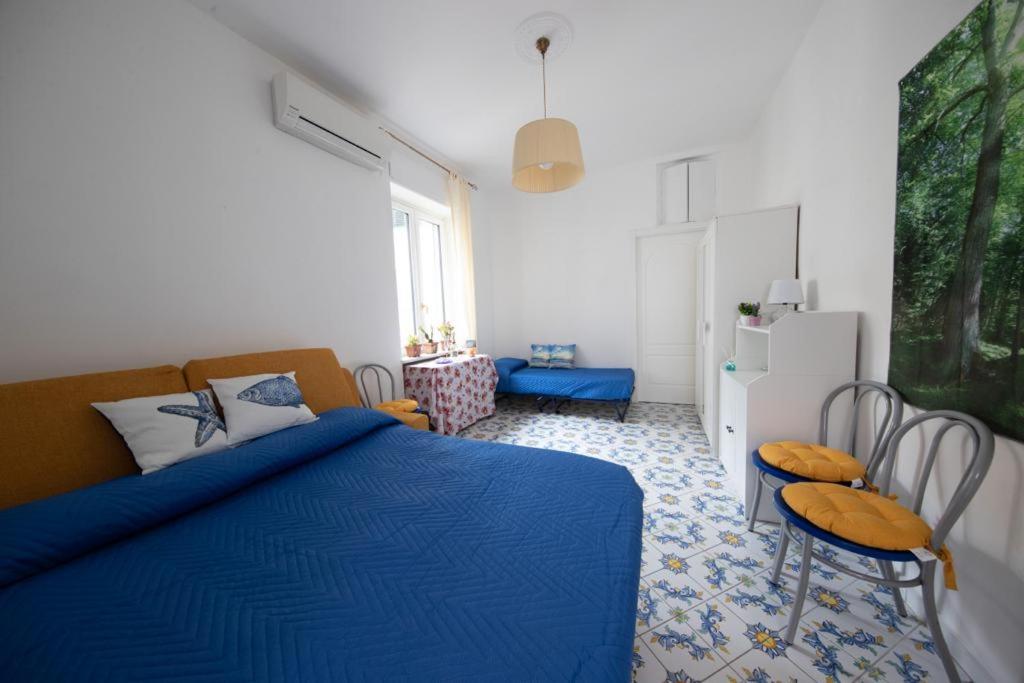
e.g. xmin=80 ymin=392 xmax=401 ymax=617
xmin=513 ymin=12 xmax=573 ymax=65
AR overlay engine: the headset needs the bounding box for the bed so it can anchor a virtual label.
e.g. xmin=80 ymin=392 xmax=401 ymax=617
xmin=494 ymin=358 xmax=636 ymax=421
xmin=0 ymin=349 xmax=643 ymax=681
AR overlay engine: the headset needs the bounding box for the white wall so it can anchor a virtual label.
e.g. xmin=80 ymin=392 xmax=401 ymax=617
xmin=487 ymin=154 xmax=719 ymax=367
xmin=0 ymin=0 xmax=482 ymax=383
xmin=718 ymin=2 xmax=1024 ymax=680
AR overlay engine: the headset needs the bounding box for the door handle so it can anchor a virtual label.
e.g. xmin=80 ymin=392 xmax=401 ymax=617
xmin=725 ymin=425 xmax=734 ymax=433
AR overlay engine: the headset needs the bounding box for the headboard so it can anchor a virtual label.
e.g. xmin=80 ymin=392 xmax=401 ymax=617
xmin=183 ymin=348 xmax=362 ymax=414
xmin=0 ymin=348 xmax=364 ymax=511
xmin=0 ymin=364 xmax=187 ymax=510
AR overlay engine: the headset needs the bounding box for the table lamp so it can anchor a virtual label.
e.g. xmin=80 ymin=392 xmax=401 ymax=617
xmin=768 ymin=279 xmax=804 ymax=320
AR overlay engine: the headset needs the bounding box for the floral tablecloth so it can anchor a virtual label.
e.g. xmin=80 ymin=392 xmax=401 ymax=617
xmin=403 ymin=354 xmax=498 ymax=435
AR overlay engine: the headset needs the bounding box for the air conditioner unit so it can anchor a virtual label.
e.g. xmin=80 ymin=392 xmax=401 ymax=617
xmin=271 ymin=71 xmax=388 ymax=171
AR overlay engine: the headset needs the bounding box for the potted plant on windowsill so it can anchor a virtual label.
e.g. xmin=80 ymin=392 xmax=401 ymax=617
xmin=738 ymin=301 xmax=762 ymax=327
xmin=437 ymin=321 xmax=455 ymax=354
xmin=405 ymin=334 xmax=422 ymax=358
xmin=418 ymin=325 xmax=437 ymax=354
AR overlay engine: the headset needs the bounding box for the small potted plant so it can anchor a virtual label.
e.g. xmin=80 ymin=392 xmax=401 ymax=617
xmin=404 ymin=334 xmax=421 ymax=358
xmin=418 ymin=325 xmax=437 ymax=354
xmin=437 ymin=321 xmax=455 ymax=353
xmin=738 ymin=302 xmax=762 ymax=327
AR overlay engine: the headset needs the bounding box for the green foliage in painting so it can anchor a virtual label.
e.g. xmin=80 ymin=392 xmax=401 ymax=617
xmin=891 ymin=0 xmax=1024 ymax=438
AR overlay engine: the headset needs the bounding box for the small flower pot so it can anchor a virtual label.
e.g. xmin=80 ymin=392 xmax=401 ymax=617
xmin=404 ymin=344 xmax=420 ymax=358
xmin=419 ymin=342 xmax=437 ymax=355
xmin=740 ymin=315 xmax=763 ymax=327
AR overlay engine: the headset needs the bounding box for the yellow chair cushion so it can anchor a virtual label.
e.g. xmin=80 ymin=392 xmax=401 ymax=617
xmin=377 ymin=399 xmax=418 ymax=413
xmin=781 ymin=482 xmax=932 ymax=551
xmin=380 ymin=409 xmax=429 ymax=430
xmin=759 ymin=441 xmax=866 ymax=482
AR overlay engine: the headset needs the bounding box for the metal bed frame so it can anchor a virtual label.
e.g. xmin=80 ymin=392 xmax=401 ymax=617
xmin=498 ymin=389 xmax=634 ymax=422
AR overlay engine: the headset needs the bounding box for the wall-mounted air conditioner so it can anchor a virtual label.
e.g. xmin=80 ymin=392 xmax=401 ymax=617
xmin=271 ymin=71 xmax=388 ymax=171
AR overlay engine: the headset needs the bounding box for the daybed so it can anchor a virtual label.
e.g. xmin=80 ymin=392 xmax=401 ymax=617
xmin=494 ymin=357 xmax=636 ymax=421
xmin=0 ymin=348 xmax=643 ymax=681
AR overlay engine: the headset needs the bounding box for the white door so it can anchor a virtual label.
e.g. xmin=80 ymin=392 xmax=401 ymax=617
xmin=636 ymin=230 xmax=702 ymax=403
xmin=695 ymin=237 xmax=708 ymax=421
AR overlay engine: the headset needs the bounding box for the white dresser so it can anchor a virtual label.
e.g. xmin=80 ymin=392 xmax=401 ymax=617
xmin=717 ymin=311 xmax=857 ymax=522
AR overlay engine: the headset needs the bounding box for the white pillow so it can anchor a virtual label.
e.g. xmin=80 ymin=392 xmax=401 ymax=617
xmin=208 ymin=372 xmax=317 ymax=445
xmin=93 ymin=389 xmax=229 ymax=474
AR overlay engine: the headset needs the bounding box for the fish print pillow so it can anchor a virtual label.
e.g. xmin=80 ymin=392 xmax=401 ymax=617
xmin=208 ymin=371 xmax=317 ymax=445
xmin=93 ymin=389 xmax=229 ymax=474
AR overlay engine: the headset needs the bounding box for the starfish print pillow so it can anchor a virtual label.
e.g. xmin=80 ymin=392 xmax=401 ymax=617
xmin=93 ymin=389 xmax=229 ymax=474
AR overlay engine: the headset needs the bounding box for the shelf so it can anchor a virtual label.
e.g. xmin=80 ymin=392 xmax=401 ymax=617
xmin=736 ymin=323 xmax=770 ymax=334
xmin=721 ymin=368 xmax=766 ymax=387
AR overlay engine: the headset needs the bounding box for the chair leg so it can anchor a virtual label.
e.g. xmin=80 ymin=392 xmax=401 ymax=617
xmin=747 ymin=472 xmax=764 ymax=531
xmin=921 ymin=561 xmax=961 ymax=683
xmin=771 ymin=519 xmax=790 ymax=584
xmin=784 ymin=531 xmax=813 ymax=644
xmin=880 ymin=560 xmax=908 ymax=617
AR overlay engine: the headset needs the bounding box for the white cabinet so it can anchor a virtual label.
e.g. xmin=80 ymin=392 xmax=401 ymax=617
xmin=657 ymin=158 xmax=715 ymax=225
xmin=717 ymin=312 xmax=857 ymax=521
xmin=717 ymin=374 xmax=747 ymax=483
xmin=696 ymin=206 xmax=799 ymax=450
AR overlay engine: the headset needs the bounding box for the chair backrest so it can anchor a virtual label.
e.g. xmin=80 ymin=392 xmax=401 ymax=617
xmin=872 ymin=410 xmax=994 ymax=548
xmin=354 ymin=364 xmax=396 ymax=407
xmin=819 ymin=380 xmax=904 ymax=472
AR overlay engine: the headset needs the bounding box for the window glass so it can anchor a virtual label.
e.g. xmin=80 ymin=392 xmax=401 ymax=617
xmin=392 ymin=209 xmax=416 ymax=344
xmin=416 ymin=219 xmax=446 ymax=335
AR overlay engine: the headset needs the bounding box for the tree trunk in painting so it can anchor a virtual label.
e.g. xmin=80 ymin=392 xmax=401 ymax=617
xmin=1011 ymin=274 xmax=1024 ymax=398
xmin=942 ymin=0 xmax=1011 ymax=383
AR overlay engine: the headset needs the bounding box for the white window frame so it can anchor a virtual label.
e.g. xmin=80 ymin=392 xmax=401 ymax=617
xmin=391 ymin=198 xmax=455 ymax=343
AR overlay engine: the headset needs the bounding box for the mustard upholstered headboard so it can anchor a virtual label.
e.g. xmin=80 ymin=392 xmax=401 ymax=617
xmin=183 ymin=348 xmax=362 ymax=415
xmin=0 ymin=364 xmax=188 ymax=510
xmin=0 ymin=348 xmax=365 ymax=511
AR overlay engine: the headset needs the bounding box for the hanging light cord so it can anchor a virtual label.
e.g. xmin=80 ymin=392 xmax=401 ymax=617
xmin=537 ymin=36 xmax=550 ymax=118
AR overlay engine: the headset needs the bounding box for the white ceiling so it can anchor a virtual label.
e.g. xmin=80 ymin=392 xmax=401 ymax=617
xmin=191 ymin=0 xmax=822 ymax=186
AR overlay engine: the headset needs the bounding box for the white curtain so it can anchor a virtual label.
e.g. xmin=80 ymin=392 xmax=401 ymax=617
xmin=447 ymin=173 xmax=477 ymax=341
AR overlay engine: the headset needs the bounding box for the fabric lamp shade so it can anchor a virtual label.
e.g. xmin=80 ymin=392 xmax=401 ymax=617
xmin=767 ymin=278 xmax=805 ymax=305
xmin=512 ymin=117 xmax=585 ymax=192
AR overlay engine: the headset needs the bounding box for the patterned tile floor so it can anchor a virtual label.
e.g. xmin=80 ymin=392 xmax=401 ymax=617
xmin=460 ymin=399 xmax=963 ymax=683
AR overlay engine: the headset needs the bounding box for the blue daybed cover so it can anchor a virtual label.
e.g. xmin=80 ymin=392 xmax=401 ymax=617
xmin=496 ymin=358 xmax=635 ymax=401
xmin=0 ymin=408 xmax=642 ymax=682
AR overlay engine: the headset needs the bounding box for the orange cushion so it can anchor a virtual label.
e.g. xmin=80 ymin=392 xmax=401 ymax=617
xmin=382 ymin=409 xmax=429 ymax=430
xmin=781 ymin=482 xmax=932 ymax=551
xmin=759 ymin=441 xmax=866 ymax=482
xmin=184 ymin=348 xmax=361 ymax=414
xmin=377 ymin=399 xmax=418 ymax=413
xmin=0 ymin=365 xmax=188 ymax=509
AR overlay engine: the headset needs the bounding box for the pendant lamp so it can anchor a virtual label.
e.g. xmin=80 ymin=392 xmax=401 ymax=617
xmin=512 ymin=35 xmax=585 ymax=192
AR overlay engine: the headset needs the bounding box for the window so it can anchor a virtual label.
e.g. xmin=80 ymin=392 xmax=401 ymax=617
xmin=391 ymin=186 xmax=461 ymax=353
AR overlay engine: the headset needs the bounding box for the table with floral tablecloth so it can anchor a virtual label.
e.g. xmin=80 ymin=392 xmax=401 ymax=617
xmin=402 ymin=354 xmax=498 ymax=435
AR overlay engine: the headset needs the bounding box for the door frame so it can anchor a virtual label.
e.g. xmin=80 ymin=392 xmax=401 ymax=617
xmin=631 ymin=222 xmax=709 ymax=404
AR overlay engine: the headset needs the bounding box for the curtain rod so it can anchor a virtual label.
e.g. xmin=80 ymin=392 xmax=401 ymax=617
xmin=380 ymin=128 xmax=478 ymax=191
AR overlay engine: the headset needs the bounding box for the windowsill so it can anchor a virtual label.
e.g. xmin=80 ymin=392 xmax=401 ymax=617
xmin=401 ymin=349 xmax=468 ymax=366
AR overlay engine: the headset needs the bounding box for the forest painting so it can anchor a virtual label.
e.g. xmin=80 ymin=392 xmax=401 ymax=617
xmin=891 ymin=0 xmax=1024 ymax=439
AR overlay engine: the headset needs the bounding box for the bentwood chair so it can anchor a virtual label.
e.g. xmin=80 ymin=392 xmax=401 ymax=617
xmin=354 ymin=364 xmax=429 ymax=428
xmin=770 ymin=410 xmax=995 ymax=683
xmin=748 ymin=380 xmax=904 ymax=532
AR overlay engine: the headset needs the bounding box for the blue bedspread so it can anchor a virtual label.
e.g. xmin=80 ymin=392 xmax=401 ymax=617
xmin=0 ymin=408 xmax=643 ymax=682
xmin=497 ymin=361 xmax=635 ymax=402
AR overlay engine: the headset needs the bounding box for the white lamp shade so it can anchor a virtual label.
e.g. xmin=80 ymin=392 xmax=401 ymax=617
xmin=512 ymin=117 xmax=585 ymax=192
xmin=767 ymin=278 xmax=805 ymax=305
